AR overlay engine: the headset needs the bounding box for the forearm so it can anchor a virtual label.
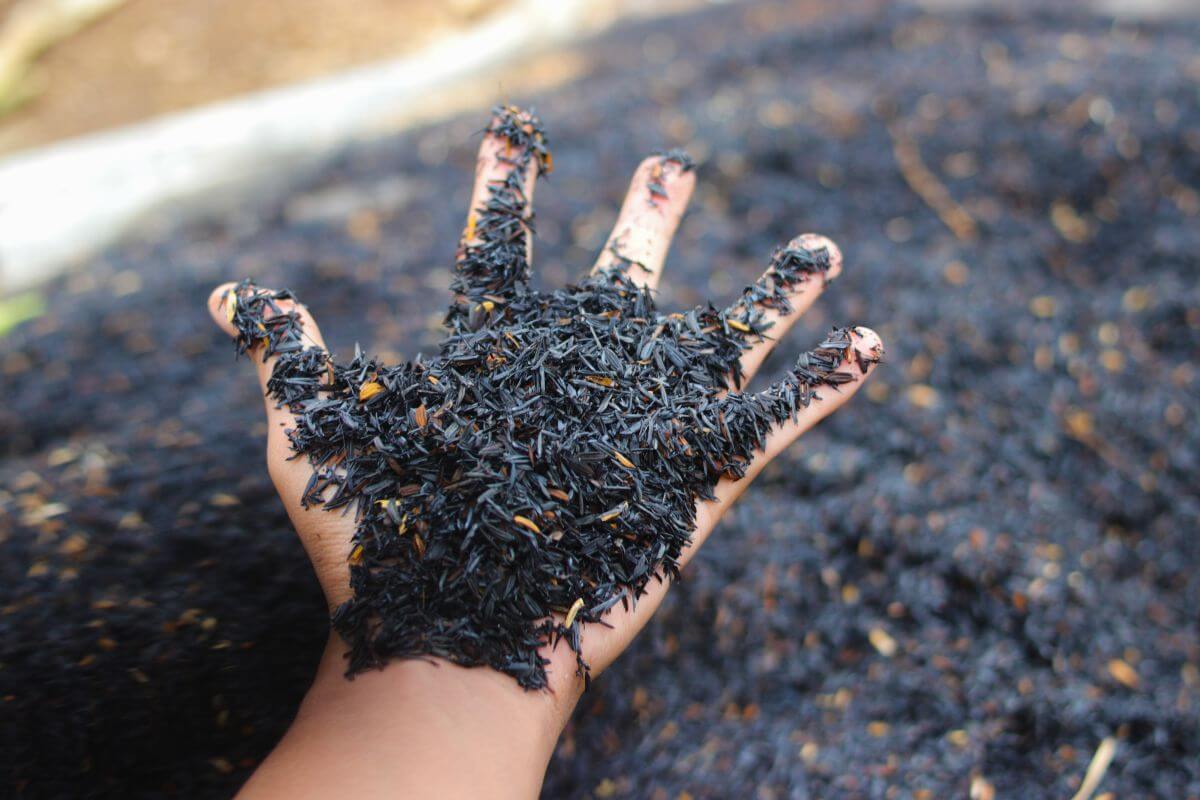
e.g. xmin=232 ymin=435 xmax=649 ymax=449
xmin=238 ymin=635 xmax=578 ymax=800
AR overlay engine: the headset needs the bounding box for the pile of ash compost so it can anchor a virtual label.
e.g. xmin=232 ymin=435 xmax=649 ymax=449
xmin=1 ymin=1 xmax=1197 ymax=797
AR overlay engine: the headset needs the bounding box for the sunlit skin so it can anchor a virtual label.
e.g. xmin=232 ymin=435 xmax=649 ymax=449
xmin=207 ymin=111 xmax=882 ymax=799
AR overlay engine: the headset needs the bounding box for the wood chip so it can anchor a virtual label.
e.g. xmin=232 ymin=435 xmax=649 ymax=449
xmin=906 ymin=384 xmax=939 ymax=409
xmin=969 ymin=775 xmax=995 ymax=800
xmin=513 ymin=514 xmax=541 ymax=535
xmin=1070 ymin=737 xmax=1116 ymax=800
xmin=727 ymin=319 xmax=752 ymax=333
xmin=358 ymin=381 xmax=384 ymax=402
xmin=868 ymin=626 xmax=897 ymax=657
xmin=564 ymin=597 xmax=585 ymax=628
xmin=1107 ymin=658 xmax=1139 ymax=689
xmin=890 ymin=123 xmax=978 ymax=241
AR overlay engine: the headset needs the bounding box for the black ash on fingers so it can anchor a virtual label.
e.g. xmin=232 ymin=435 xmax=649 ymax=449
xmin=647 ymin=149 xmax=697 ymax=202
xmin=228 ymin=106 xmax=879 ymax=689
xmin=446 ymin=105 xmax=551 ymax=330
xmin=221 ymin=284 xmax=309 ymax=362
xmin=652 ymin=148 xmax=697 ymax=173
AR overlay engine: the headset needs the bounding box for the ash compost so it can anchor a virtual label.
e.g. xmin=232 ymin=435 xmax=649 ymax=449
xmin=2 ymin=1 xmax=1198 ymax=798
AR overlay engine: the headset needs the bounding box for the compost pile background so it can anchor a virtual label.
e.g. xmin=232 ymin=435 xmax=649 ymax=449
xmin=2 ymin=2 xmax=1197 ymax=797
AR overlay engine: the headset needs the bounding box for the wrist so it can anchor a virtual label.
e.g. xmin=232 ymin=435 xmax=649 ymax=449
xmin=309 ymin=632 xmax=579 ymax=749
xmin=240 ymin=634 xmax=579 ymax=799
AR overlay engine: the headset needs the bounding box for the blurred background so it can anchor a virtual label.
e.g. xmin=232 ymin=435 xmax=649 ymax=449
xmin=1 ymin=1 xmax=1197 ymax=798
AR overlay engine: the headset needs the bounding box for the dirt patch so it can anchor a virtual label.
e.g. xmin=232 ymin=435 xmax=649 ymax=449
xmin=0 ymin=0 xmax=508 ymax=155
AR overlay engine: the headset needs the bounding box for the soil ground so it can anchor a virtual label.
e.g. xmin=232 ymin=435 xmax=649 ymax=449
xmin=1 ymin=1 xmax=1198 ymax=798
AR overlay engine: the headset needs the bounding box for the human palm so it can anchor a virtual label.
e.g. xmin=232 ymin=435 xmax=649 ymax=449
xmin=208 ymin=107 xmax=882 ymax=695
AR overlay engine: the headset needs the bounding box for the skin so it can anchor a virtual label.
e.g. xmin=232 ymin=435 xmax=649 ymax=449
xmin=207 ymin=124 xmax=882 ymax=799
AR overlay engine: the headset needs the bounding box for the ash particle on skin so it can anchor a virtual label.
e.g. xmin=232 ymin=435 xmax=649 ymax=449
xmin=224 ymin=106 xmax=878 ymax=689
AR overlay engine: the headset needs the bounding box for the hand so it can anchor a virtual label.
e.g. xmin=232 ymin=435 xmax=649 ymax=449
xmin=207 ymin=107 xmax=882 ymax=798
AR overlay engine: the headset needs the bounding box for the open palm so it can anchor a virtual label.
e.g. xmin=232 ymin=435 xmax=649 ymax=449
xmin=207 ymin=106 xmax=882 ymax=699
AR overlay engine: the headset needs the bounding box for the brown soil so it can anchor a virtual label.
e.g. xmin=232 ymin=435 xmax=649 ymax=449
xmin=0 ymin=0 xmax=509 ymax=156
